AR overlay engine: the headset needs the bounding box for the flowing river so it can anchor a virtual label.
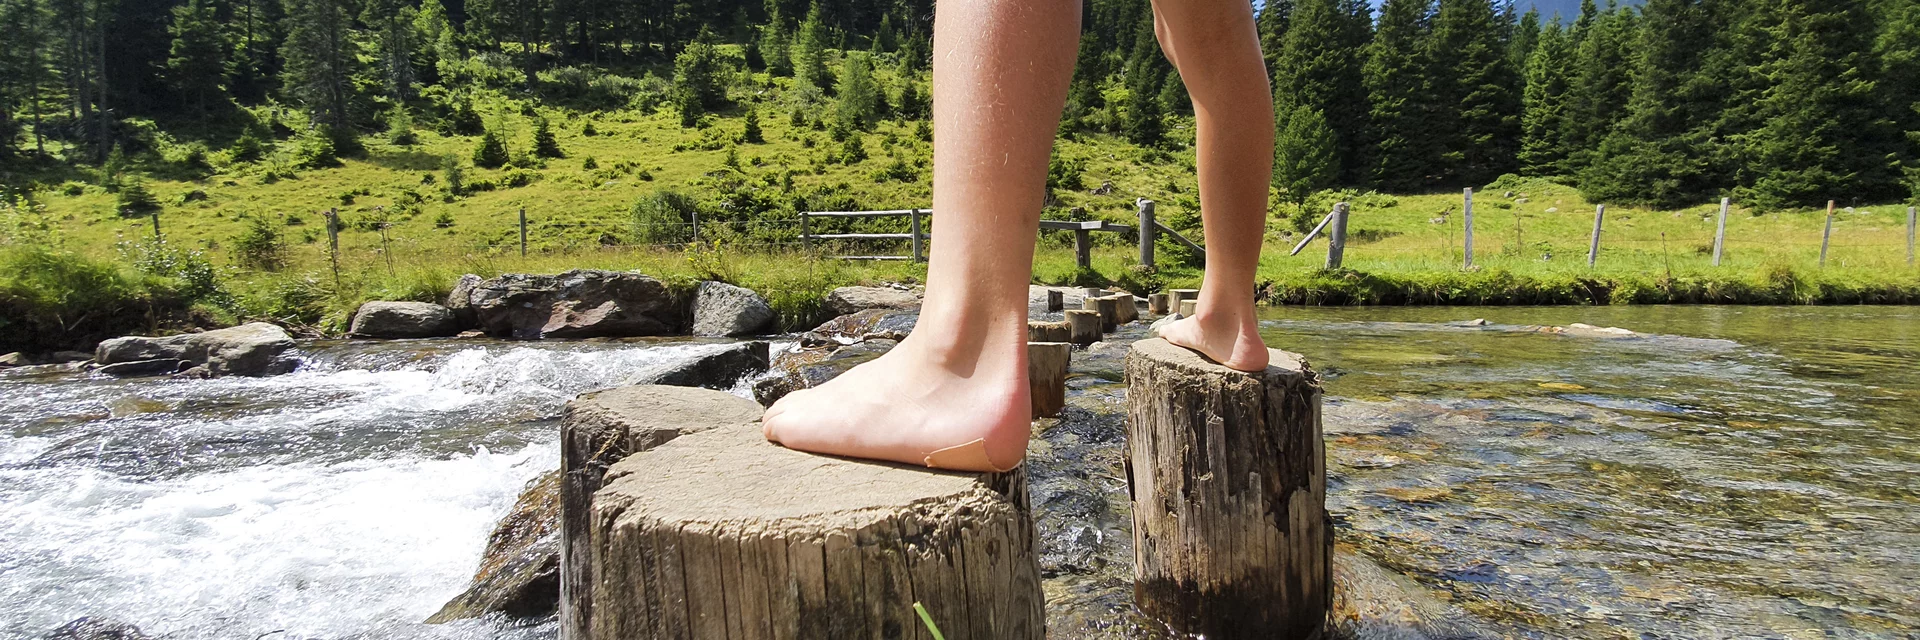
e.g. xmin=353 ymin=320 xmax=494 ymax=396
xmin=1 ymin=306 xmax=1915 ymax=639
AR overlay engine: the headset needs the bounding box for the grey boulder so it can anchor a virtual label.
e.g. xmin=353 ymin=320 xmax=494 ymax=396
xmin=469 ymin=270 xmax=688 ymax=340
xmin=349 ymin=301 xmax=460 ymax=339
xmin=426 ymin=471 xmax=560 ymax=623
xmin=691 ymin=281 xmax=775 ymax=337
xmin=446 ymin=273 xmax=483 ymax=329
xmin=824 ymin=285 xmax=921 ymax=316
xmin=94 ymin=323 xmax=298 ymax=377
xmin=635 ymin=341 xmax=770 ymax=390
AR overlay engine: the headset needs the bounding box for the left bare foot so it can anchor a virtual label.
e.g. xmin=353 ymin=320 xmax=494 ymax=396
xmin=1156 ymin=304 xmax=1269 ymax=372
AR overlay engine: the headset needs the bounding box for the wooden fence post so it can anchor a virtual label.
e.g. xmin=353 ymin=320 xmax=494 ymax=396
xmin=1713 ymin=197 xmax=1730 ymax=266
xmin=1820 ymin=200 xmax=1834 ymax=268
xmin=1065 ymin=309 xmax=1102 ymax=345
xmin=1325 ymin=202 xmax=1349 ymax=270
xmin=690 ymin=208 xmax=700 ymax=246
xmin=1045 ymin=289 xmax=1063 ymax=312
xmin=150 ymin=211 xmax=161 ymax=240
xmin=1138 ymin=199 xmax=1156 ymax=269
xmin=519 ymin=208 xmax=528 ymax=257
xmin=1908 ymin=206 xmax=1915 ymax=267
xmin=1463 ymin=188 xmax=1475 ymax=268
xmin=1588 ymin=205 xmax=1605 ymax=268
xmin=1074 ymin=228 xmax=1092 ymax=270
xmin=380 ymin=223 xmax=395 ymax=277
xmin=325 ymin=208 xmax=341 ymax=287
xmin=910 ymin=208 xmax=924 ymax=262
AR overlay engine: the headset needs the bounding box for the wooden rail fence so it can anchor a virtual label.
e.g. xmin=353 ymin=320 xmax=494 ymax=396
xmin=798 ymin=199 xmax=1205 ymax=268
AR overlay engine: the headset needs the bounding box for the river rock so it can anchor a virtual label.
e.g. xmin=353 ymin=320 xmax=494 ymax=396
xmin=48 ymin=351 xmax=92 ymax=363
xmin=427 ymin=471 xmax=561 ymax=623
xmin=469 ymin=270 xmax=688 ymax=340
xmin=804 ymin=307 xmax=919 ymax=345
xmin=633 ymin=341 xmax=770 ymax=390
xmin=824 ymin=285 xmax=921 ymax=316
xmin=0 ymin=352 xmax=30 ymax=367
xmin=752 ymin=338 xmax=897 ymax=406
xmin=446 ymin=274 xmax=484 ymax=329
xmin=94 ymin=323 xmax=297 ymax=377
xmin=43 ymin=617 xmax=151 ymax=640
xmin=690 ymin=281 xmax=775 ymax=337
xmin=349 ymin=301 xmax=460 ymax=339
xmin=97 ymin=359 xmax=188 ymax=377
xmin=1330 ymin=547 xmax=1498 ymax=640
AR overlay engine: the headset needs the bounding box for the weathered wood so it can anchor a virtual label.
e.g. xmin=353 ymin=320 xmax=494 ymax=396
xmin=1289 ymin=210 xmax=1335 ymax=257
xmin=1028 ymin=321 xmax=1070 ymax=343
xmin=1065 ymin=310 xmax=1103 ymax=346
xmin=585 ymin=417 xmax=1043 ymax=640
xmin=1084 ymin=296 xmax=1121 ymax=332
xmin=1326 ymin=202 xmax=1350 ymax=270
xmin=1046 ymin=289 xmax=1064 ymax=312
xmin=1713 ymin=197 xmax=1730 ymax=267
xmin=1588 ymin=205 xmax=1606 ymax=268
xmin=1138 ymin=198 xmax=1157 ymax=268
xmin=1820 ymin=200 xmax=1835 ymax=267
xmin=1074 ymin=229 xmax=1092 ymax=269
xmin=559 ymin=386 xmax=766 ymax=640
xmin=1170 ymin=289 xmax=1199 ymax=309
xmin=1028 ymin=342 xmax=1070 ymax=418
xmin=910 ymin=209 xmax=925 ymax=262
xmin=1106 ymin=294 xmax=1139 ymax=325
xmin=1124 ymin=339 xmax=1328 ymax=640
xmin=1463 ymin=188 xmax=1475 ymax=268
xmin=1147 ymin=293 xmax=1170 ymax=315
xmin=1178 ymin=299 xmax=1197 ymax=317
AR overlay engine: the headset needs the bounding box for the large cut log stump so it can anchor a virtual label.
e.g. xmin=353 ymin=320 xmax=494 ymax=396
xmin=580 ymin=407 xmax=1044 ymax=640
xmin=560 ymin=386 xmax=766 ymax=640
xmin=1028 ymin=342 xmax=1070 ymax=418
xmin=1124 ymin=338 xmax=1329 ymax=639
xmin=1028 ymin=320 xmax=1070 ymax=343
xmin=1084 ymin=296 xmax=1121 ymax=332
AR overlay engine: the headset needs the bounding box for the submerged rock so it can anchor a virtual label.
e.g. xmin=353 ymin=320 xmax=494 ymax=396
xmin=634 ymin=341 xmax=770 ymax=390
xmin=349 ymin=301 xmax=460 ymax=339
xmin=94 ymin=323 xmax=297 ymax=378
xmin=96 ymin=359 xmax=188 ymax=377
xmin=823 ymin=285 xmax=921 ymax=316
xmin=752 ymin=338 xmax=897 ymax=406
xmin=690 ymin=281 xmax=775 ymax=337
xmin=1330 ymin=548 xmax=1499 ymax=640
xmin=427 ymin=470 xmax=561 ymax=623
xmin=469 ymin=270 xmax=688 ymax=340
xmin=43 ymin=617 xmax=151 ymax=640
xmin=805 ymin=307 xmax=919 ymax=344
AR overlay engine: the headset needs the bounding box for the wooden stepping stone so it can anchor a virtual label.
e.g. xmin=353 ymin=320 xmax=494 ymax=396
xmin=1027 ymin=320 xmax=1070 ymax=343
xmin=1064 ymin=310 xmax=1102 ymax=346
xmin=567 ymin=386 xmax=1044 ymax=640
xmin=1083 ymin=296 xmax=1121 ymax=332
xmin=1124 ymin=338 xmax=1330 ymax=639
xmin=1147 ymin=292 xmax=1170 ymax=315
xmin=1028 ymin=342 xmax=1070 ymax=418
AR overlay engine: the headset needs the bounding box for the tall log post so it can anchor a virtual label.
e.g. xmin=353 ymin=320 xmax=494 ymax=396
xmin=1046 ymin=289 xmax=1064 ymax=312
xmin=1028 ymin=342 xmax=1070 ymax=418
xmin=1124 ymin=339 xmax=1329 ymax=639
xmin=1065 ymin=310 xmax=1103 ymax=346
xmin=578 ymin=392 xmax=1044 ymax=640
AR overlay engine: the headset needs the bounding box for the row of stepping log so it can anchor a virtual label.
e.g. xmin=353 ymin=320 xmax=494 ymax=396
xmin=1022 ymin=287 xmax=1198 ymax=420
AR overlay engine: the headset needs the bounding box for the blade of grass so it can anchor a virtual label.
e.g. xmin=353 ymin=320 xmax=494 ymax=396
xmin=912 ymin=602 xmax=946 ymax=640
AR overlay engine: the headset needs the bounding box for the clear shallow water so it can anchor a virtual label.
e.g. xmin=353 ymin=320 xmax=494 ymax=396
xmin=3 ymin=307 xmax=1916 ymax=639
xmin=0 ymin=338 xmax=749 ymax=639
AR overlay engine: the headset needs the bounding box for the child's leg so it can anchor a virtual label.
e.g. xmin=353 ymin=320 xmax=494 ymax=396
xmin=1149 ymin=0 xmax=1276 ymax=372
xmin=761 ymin=0 xmax=1082 ymax=472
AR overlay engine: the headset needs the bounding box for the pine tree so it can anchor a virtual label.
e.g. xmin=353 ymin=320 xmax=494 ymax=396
xmin=760 ymin=6 xmax=792 ymax=77
xmin=1364 ymin=0 xmax=1437 ymax=190
xmin=1425 ymin=0 xmax=1522 ymax=185
xmin=793 ymin=2 xmax=831 ymax=91
xmin=532 ymin=115 xmax=562 ymax=158
xmin=473 ymin=127 xmax=508 ymax=168
xmin=1740 ymin=0 xmax=1904 ymax=209
xmin=1581 ymin=0 xmax=1724 ymax=207
xmin=742 ymin=107 xmax=764 ymax=143
xmin=281 ymin=0 xmax=357 ymax=133
xmin=361 ymin=0 xmax=417 ymax=101
xmin=835 ymin=51 xmax=880 ymax=130
xmin=1272 ymin=0 xmax=1372 ymax=184
xmin=1519 ymin=21 xmax=1574 ymax=175
xmin=412 ymin=0 xmax=453 ymax=86
xmin=1508 ymin=7 xmax=1541 ymax=88
xmin=165 ymin=0 xmax=226 ymax=115
xmin=1561 ymin=3 xmax=1636 ymax=173
xmin=673 ymin=33 xmax=729 ymax=126
xmin=1122 ymin=14 xmax=1168 ymax=146
xmin=1256 ymin=0 xmax=1294 ymax=79
xmin=1274 ymin=101 xmax=1338 ymax=205
xmin=1877 ymin=0 xmax=1920 ymax=179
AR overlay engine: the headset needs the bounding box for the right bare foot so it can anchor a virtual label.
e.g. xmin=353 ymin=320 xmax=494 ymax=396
xmin=761 ymin=337 xmax=1033 ymax=472
xmin=1157 ymin=306 xmax=1269 ymax=372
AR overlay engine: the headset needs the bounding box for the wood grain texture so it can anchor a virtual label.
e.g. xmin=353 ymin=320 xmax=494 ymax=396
xmin=1148 ymin=293 xmax=1170 ymax=315
xmin=1065 ymin=310 xmax=1103 ymax=346
xmin=1083 ymin=296 xmax=1121 ymax=332
xmin=1027 ymin=321 xmax=1070 ymax=343
xmin=1028 ymin=342 xmax=1070 ymax=419
xmin=584 ymin=420 xmax=1043 ymax=640
xmin=1124 ymin=338 xmax=1330 ymax=639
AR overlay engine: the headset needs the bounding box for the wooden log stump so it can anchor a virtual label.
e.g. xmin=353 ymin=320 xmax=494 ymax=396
xmin=584 ymin=418 xmax=1044 ymax=640
xmin=1148 ymin=293 xmax=1170 ymax=315
xmin=1028 ymin=342 xmax=1070 ymax=418
xmin=1178 ymin=299 xmax=1197 ymax=317
xmin=1110 ymin=294 xmax=1139 ymax=324
xmin=1045 ymin=289 xmax=1064 ymax=312
xmin=1169 ymin=289 xmax=1199 ymax=309
xmin=1028 ymin=321 xmax=1070 ymax=343
xmin=560 ymin=386 xmax=766 ymax=640
xmin=1065 ymin=310 xmax=1103 ymax=346
xmin=1083 ymin=296 xmax=1121 ymax=332
xmin=1124 ymin=338 xmax=1329 ymax=640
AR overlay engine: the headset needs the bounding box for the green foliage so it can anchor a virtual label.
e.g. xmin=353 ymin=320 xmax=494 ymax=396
xmin=441 ymin=155 xmax=466 ymax=196
xmin=793 ymin=2 xmax=832 ymax=91
xmin=631 ymin=188 xmax=701 ymax=245
xmin=1048 ymin=152 xmax=1086 ymax=194
xmin=835 ymin=52 xmax=881 ymax=131
xmin=673 ymin=35 xmax=732 ymax=126
xmin=166 ymin=0 xmax=228 ymax=114
xmin=532 ymin=116 xmax=562 ymax=158
xmin=120 ymin=238 xmax=233 ymax=310
xmin=742 ymin=108 xmax=764 ymax=143
xmin=473 ymin=128 xmax=509 ymax=169
xmin=294 ymin=125 xmax=341 ymax=168
xmin=1425 ymin=0 xmax=1522 ymax=186
xmin=760 ymin=10 xmax=793 ymax=77
xmin=1274 ymin=102 xmax=1338 ymax=205
xmin=0 ymin=246 xmax=184 ymax=352
xmin=117 ymin=181 xmax=163 ymax=217
xmin=1365 ymin=0 xmax=1438 ymax=191
xmin=386 ymin=107 xmax=418 ymax=145
xmin=1272 ymin=0 xmax=1372 ymax=183
xmin=233 ymin=215 xmax=286 ymax=271
xmin=1520 ymin=22 xmax=1574 ymax=176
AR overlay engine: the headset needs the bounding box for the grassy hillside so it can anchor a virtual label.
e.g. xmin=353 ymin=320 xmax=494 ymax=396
xmin=3 ymin=53 xmax=1917 ymax=348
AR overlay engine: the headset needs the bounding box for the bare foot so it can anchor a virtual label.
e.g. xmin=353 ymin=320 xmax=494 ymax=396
xmin=1157 ymin=309 xmax=1269 ymax=372
xmin=762 ymin=339 xmax=1032 ymax=472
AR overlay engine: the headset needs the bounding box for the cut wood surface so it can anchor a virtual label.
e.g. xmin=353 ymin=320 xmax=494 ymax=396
xmin=1124 ymin=338 xmax=1329 ymax=639
xmin=1028 ymin=342 xmax=1070 ymax=418
xmin=1084 ymin=296 xmax=1121 ymax=332
xmin=1028 ymin=320 xmax=1070 ymax=343
xmin=581 ymin=413 xmax=1043 ymax=640
xmin=1107 ymin=294 xmax=1138 ymax=325
xmin=1065 ymin=310 xmax=1103 ymax=346
xmin=559 ymin=386 xmax=765 ymax=640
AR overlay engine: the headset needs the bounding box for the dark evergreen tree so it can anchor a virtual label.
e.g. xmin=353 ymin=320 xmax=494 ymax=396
xmin=281 ymin=0 xmax=357 ymax=133
xmin=672 ymin=31 xmax=730 ymax=126
xmin=165 ymin=0 xmax=225 ymax=115
xmin=742 ymin=107 xmax=763 ymax=143
xmin=1274 ymin=101 xmax=1338 ymax=205
xmin=1364 ymin=0 xmax=1437 ymax=190
xmin=362 ymin=0 xmax=418 ymax=102
xmin=1272 ymin=0 xmax=1372 ymax=183
xmin=1122 ymin=12 xmax=1168 ymax=146
xmin=834 ymin=50 xmax=880 ymax=130
xmin=1256 ymin=0 xmax=1293 ymax=79
xmin=532 ymin=115 xmax=562 ymax=158
xmin=793 ymin=2 xmax=831 ymax=91
xmin=1561 ymin=2 xmax=1636 ymax=172
xmin=226 ymin=0 xmax=284 ymax=103
xmin=1581 ymin=0 xmax=1724 ymax=207
xmin=473 ymin=127 xmax=508 ymax=168
xmin=760 ymin=5 xmax=792 ymax=77
xmin=1877 ymin=0 xmax=1920 ymax=180
xmin=1519 ymin=21 xmax=1574 ymax=175
xmin=1508 ymin=7 xmax=1541 ymax=87
xmin=1425 ymin=0 xmax=1522 ymax=185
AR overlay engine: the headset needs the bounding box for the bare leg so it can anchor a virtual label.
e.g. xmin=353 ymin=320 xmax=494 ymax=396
xmin=1150 ymin=0 xmax=1275 ymax=372
xmin=762 ymin=0 xmax=1081 ymax=472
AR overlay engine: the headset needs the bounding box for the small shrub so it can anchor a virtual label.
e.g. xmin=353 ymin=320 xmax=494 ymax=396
xmin=1047 ymin=153 xmax=1086 ymax=194
xmin=386 ymin=107 xmax=419 ymax=145
xmin=232 ymin=215 xmax=286 ymax=271
xmin=59 ymin=182 xmax=86 ymax=196
xmin=582 ymin=156 xmax=598 ymax=170
xmin=840 ymin=136 xmax=867 ymax=164
xmin=177 ymin=190 xmax=209 ymax=205
xmin=582 ymin=122 xmax=598 ymax=136
xmin=473 ymin=129 xmax=509 ymax=169
xmin=229 ymin=129 xmax=268 ymax=162
xmin=742 ymin=108 xmax=764 ymax=144
xmin=532 ymin=116 xmax=563 ymax=158
xmin=117 ymin=180 xmax=162 ymax=217
xmin=630 ymin=188 xmax=701 ymax=245
xmin=442 ymin=156 xmax=466 ymax=196
xmin=293 ymin=126 xmax=340 ymax=168
xmin=434 ymin=210 xmax=455 ymax=228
